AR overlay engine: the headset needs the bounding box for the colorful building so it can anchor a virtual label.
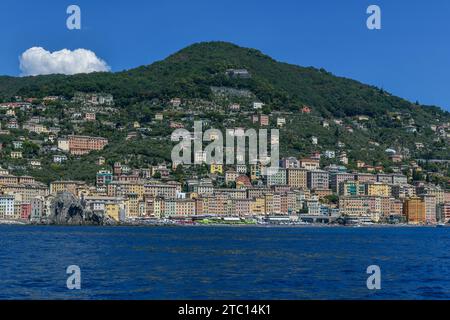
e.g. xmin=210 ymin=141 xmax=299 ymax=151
xmin=403 ymin=197 xmax=426 ymax=224
xmin=210 ymin=163 xmax=223 ymax=175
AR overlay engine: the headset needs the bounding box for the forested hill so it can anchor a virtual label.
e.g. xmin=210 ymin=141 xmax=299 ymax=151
xmin=0 ymin=41 xmax=448 ymax=120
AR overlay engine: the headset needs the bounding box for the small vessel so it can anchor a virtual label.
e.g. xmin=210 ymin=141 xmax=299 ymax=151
xmin=436 ymin=223 xmax=447 ymax=228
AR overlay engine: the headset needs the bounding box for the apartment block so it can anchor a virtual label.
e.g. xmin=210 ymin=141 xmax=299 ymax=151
xmin=391 ymin=184 xmax=416 ymax=199
xmin=0 ymin=183 xmax=49 ymax=202
xmin=214 ymin=188 xmax=247 ymax=199
xmin=144 ymin=184 xmax=181 ymax=199
xmin=416 ymin=185 xmax=444 ymax=204
xmin=437 ymin=202 xmax=450 ymax=223
xmin=287 ymin=168 xmax=308 ymax=189
xmin=307 ymin=170 xmax=329 ymax=191
xmin=339 ymin=181 xmax=365 ymax=196
xmin=329 ymin=172 xmax=355 ymax=192
xmin=365 ymin=182 xmax=391 ymax=197
xmin=265 ymin=168 xmax=287 ymax=186
xmin=67 ymin=135 xmax=108 ymax=155
xmin=421 ymin=194 xmax=437 ymax=224
xmin=96 ymin=170 xmax=113 ymax=186
xmin=299 ymin=158 xmax=320 ymax=170
xmin=355 ymin=173 xmax=377 ymax=183
xmin=0 ymin=195 xmax=14 ymax=219
xmin=403 ymin=197 xmax=426 ymax=224
xmin=50 ymin=181 xmax=86 ymax=195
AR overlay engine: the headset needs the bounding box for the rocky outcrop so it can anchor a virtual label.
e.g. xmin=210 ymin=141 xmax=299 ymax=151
xmin=47 ymin=192 xmax=117 ymax=226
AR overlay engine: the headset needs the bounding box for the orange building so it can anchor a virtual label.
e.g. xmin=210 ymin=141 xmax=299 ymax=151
xmin=403 ymin=197 xmax=425 ymax=224
xmin=68 ymin=135 xmax=108 ymax=155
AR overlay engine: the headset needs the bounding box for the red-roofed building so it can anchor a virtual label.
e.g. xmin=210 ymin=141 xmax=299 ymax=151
xmin=235 ymin=175 xmax=252 ymax=188
xmin=301 ymin=106 xmax=312 ymax=114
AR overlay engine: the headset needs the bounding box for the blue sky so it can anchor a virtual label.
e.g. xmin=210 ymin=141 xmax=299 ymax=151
xmin=0 ymin=0 xmax=449 ymax=111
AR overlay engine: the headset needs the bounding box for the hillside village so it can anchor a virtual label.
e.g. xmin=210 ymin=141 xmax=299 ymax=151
xmin=0 ymin=88 xmax=449 ymax=225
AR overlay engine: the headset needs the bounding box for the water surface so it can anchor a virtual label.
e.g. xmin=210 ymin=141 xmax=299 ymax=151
xmin=0 ymin=225 xmax=449 ymax=299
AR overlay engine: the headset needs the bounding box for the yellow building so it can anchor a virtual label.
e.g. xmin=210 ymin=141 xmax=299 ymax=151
xmin=287 ymin=168 xmax=308 ymax=189
xmin=125 ymin=194 xmax=140 ymax=218
xmin=251 ymin=197 xmax=266 ymax=215
xmin=13 ymin=203 xmax=22 ymax=220
xmin=175 ymin=199 xmax=196 ymax=216
xmin=10 ymin=151 xmax=22 ymax=159
xmin=366 ymin=183 xmax=391 ymax=197
xmin=210 ymin=163 xmax=223 ymax=174
xmin=128 ymin=183 xmax=145 ymax=198
xmin=105 ymin=203 xmax=120 ymax=221
xmin=153 ymin=198 xmax=163 ymax=218
xmin=107 ymin=181 xmax=145 ymax=199
xmin=403 ymin=197 xmax=425 ymax=224
xmin=50 ymin=181 xmax=86 ymax=195
xmin=264 ymin=193 xmax=281 ymax=215
xmin=144 ymin=183 xmax=179 ymax=199
xmin=339 ymin=196 xmax=368 ymax=218
xmin=0 ymin=175 xmax=20 ymax=185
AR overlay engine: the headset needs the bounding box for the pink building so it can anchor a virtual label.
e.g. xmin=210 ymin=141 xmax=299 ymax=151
xmin=20 ymin=203 xmax=32 ymax=220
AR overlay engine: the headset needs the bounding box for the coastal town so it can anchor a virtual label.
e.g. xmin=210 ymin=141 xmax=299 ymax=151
xmin=0 ymin=91 xmax=449 ymax=226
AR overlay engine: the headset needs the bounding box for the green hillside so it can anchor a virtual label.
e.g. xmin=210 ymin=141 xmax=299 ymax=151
xmin=0 ymin=41 xmax=449 ymax=186
xmin=0 ymin=41 xmax=447 ymax=118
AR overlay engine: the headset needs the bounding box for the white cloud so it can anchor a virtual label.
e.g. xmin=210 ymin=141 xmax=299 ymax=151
xmin=19 ymin=47 xmax=110 ymax=76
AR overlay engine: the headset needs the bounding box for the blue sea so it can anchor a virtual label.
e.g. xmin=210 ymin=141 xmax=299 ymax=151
xmin=0 ymin=225 xmax=449 ymax=300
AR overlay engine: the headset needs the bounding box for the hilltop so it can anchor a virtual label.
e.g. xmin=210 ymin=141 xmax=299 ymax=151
xmin=0 ymin=41 xmax=448 ymax=118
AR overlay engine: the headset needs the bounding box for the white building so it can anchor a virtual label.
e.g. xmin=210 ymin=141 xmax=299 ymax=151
xmin=253 ymin=102 xmax=264 ymax=110
xmin=277 ymin=117 xmax=286 ymax=127
xmin=58 ymin=138 xmax=70 ymax=152
xmin=0 ymin=195 xmax=15 ymax=219
xmin=306 ymin=197 xmax=321 ymax=215
xmin=53 ymin=155 xmax=68 ymax=163
xmin=236 ymin=164 xmax=247 ymax=174
xmin=323 ymin=150 xmax=336 ymax=159
xmin=12 ymin=141 xmax=23 ymax=149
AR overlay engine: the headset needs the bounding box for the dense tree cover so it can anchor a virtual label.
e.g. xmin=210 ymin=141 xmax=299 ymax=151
xmin=1 ymin=42 xmax=449 ymax=187
xmin=0 ymin=41 xmax=448 ymax=120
